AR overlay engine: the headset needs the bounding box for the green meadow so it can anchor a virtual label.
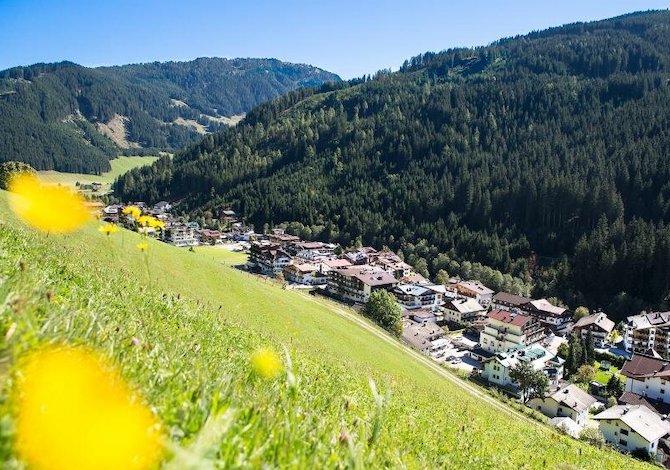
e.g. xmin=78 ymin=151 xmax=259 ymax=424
xmin=0 ymin=195 xmax=648 ymax=468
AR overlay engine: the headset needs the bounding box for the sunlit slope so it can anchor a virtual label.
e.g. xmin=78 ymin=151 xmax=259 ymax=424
xmin=0 ymin=194 xmax=646 ymax=468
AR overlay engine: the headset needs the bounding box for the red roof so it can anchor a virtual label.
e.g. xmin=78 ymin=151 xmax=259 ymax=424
xmin=487 ymin=309 xmax=531 ymax=327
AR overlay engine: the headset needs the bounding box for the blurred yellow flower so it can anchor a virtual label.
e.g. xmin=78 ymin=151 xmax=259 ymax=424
xmin=98 ymin=224 xmax=119 ymax=236
xmin=15 ymin=345 xmax=162 ymax=470
xmin=149 ymin=218 xmax=165 ymax=230
xmin=137 ymin=242 xmax=149 ymax=252
xmin=8 ymin=174 xmax=90 ymax=233
xmin=250 ymin=348 xmax=283 ymax=379
xmin=122 ymin=205 xmax=142 ymax=220
xmin=137 ymin=215 xmax=153 ymax=227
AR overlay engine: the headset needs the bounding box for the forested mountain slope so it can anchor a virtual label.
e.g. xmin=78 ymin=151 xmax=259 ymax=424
xmin=0 ymin=58 xmax=339 ymax=173
xmin=115 ymin=10 xmax=670 ymax=320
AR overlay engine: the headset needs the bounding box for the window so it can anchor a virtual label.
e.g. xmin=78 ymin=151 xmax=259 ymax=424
xmin=662 ymin=389 xmax=666 ymax=394
xmin=620 ymin=429 xmax=629 ymax=436
xmin=558 ymin=407 xmax=563 ymax=413
xmin=619 ymin=439 xmax=628 ymax=447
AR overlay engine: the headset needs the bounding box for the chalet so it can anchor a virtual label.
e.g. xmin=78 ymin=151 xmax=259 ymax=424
xmin=102 ymin=204 xmax=122 ymax=223
xmin=326 ymin=264 xmax=397 ymax=304
xmin=164 ymin=223 xmax=198 ymax=247
xmin=247 ymin=241 xmax=292 ymax=275
xmin=443 ymin=298 xmax=486 ymax=326
xmin=401 ymin=320 xmax=448 ymax=358
xmin=573 ymin=312 xmax=615 ymax=348
xmin=268 ymin=233 xmax=301 ymax=245
xmin=152 ymin=201 xmax=171 ymax=213
xmin=283 ymin=263 xmax=328 ymax=285
xmin=624 ymin=312 xmax=670 ymax=358
xmin=320 ymin=258 xmax=353 ymax=272
xmin=481 ymin=345 xmax=563 ymax=390
xmin=343 ymin=247 xmax=377 ymax=265
xmin=528 ymin=384 xmax=597 ymax=427
xmin=230 ymin=224 xmax=255 ymax=241
xmin=620 ymin=353 xmax=670 ymax=409
xmin=198 ymin=229 xmax=224 ymax=245
xmin=491 ymin=292 xmax=531 ymax=314
xmin=392 ymin=283 xmax=445 ymax=311
xmin=449 ymin=280 xmax=494 ymax=305
xmin=289 ymin=241 xmax=337 ymax=262
xmin=521 ymin=299 xmax=571 ymax=333
xmin=480 ymin=310 xmax=545 ymax=354
xmin=594 ymin=405 xmax=670 ymax=458
xmin=221 ymin=209 xmax=237 ymax=222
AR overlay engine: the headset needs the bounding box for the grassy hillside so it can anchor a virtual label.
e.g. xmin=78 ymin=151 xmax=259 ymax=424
xmin=0 ymin=194 xmax=646 ymax=468
xmin=37 ymin=155 xmax=160 ymax=195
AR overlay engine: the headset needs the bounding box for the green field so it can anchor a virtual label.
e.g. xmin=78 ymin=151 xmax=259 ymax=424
xmin=593 ymin=362 xmax=622 ymax=386
xmin=0 ymin=197 xmax=648 ymax=468
xmin=37 ymin=156 xmax=160 ymax=193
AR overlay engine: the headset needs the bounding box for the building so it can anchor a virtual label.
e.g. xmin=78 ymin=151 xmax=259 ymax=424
xmin=620 ymin=353 xmax=670 ymax=407
xmin=198 ymin=229 xmax=224 ymax=245
xmin=521 ymin=299 xmax=571 ymax=332
xmin=283 ymin=263 xmax=328 ymax=285
xmin=320 ymin=258 xmax=353 ymax=272
xmin=268 ymin=233 xmax=301 ymax=245
xmin=343 ymin=247 xmax=377 ymax=265
xmin=327 ymin=265 xmax=398 ymax=304
xmin=443 ymin=298 xmax=486 ymax=326
xmin=402 ymin=320 xmax=448 ymax=358
xmin=247 ymin=242 xmax=292 ymax=275
xmin=450 ymin=280 xmax=494 ymax=305
xmin=491 ymin=292 xmax=531 ymax=314
xmin=373 ymin=251 xmax=414 ymax=279
xmin=480 ymin=310 xmax=545 ymax=354
xmin=528 ymin=384 xmax=597 ymax=427
xmin=230 ymin=224 xmax=256 ymax=241
xmin=481 ymin=345 xmax=562 ymax=390
xmin=573 ymin=312 xmax=615 ymax=348
xmin=594 ymin=405 xmax=670 ymax=458
xmin=624 ymin=312 xmax=670 ymax=358
xmin=392 ymin=283 xmax=444 ymax=311
xmin=164 ymin=223 xmax=198 ymax=247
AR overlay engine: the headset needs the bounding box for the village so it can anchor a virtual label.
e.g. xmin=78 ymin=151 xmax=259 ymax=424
xmin=104 ymin=200 xmax=670 ymax=465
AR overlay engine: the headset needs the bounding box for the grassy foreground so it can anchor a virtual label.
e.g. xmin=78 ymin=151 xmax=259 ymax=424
xmin=37 ymin=156 xmax=160 ymax=193
xmin=0 ymin=196 xmax=647 ymax=468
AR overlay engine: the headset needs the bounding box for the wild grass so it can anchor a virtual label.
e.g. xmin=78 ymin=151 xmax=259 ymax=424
xmin=0 ymin=197 xmax=650 ymax=468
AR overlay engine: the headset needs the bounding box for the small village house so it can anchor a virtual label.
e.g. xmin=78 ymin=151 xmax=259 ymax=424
xmin=572 ymin=312 xmax=615 ymax=348
xmin=521 ymin=299 xmax=571 ymax=333
xmin=283 ymin=263 xmax=328 ymax=285
xmin=247 ymin=241 xmax=292 ymax=275
xmin=620 ymin=353 xmax=670 ymax=410
xmin=392 ymin=283 xmax=445 ymax=311
xmin=594 ymin=405 xmax=670 ymax=459
xmin=491 ymin=292 xmax=531 ymax=314
xmin=449 ymin=280 xmax=494 ymax=305
xmin=401 ymin=320 xmax=448 ymax=358
xmin=528 ymin=384 xmax=597 ymax=427
xmin=481 ymin=345 xmax=563 ymax=391
xmin=443 ymin=297 xmax=486 ymax=326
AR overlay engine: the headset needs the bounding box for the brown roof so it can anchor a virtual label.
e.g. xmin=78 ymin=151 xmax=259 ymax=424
xmin=621 ymin=353 xmax=670 ymax=379
xmin=619 ymin=392 xmax=670 ymax=416
xmin=492 ymin=292 xmax=530 ymax=306
xmin=335 ymin=265 xmax=398 ymax=287
xmin=487 ymin=309 xmax=532 ymax=327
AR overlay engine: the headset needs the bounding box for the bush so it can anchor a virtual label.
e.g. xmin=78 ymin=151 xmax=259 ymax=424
xmin=579 ymin=427 xmax=606 ymax=448
xmin=630 ymin=447 xmax=653 ymax=461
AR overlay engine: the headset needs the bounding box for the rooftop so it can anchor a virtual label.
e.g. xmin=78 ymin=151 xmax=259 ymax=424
xmin=334 ymin=265 xmax=398 ymax=287
xmin=455 ymin=280 xmax=494 ymax=296
xmin=549 ymin=384 xmax=597 ymax=413
xmin=487 ymin=309 xmax=532 ymax=327
xmin=492 ymin=291 xmax=531 ymax=306
xmin=445 ymin=297 xmax=485 ymax=314
xmin=594 ymin=405 xmax=670 ymax=443
xmin=621 ymin=353 xmax=670 ymax=379
xmin=525 ymin=299 xmax=567 ymax=316
xmin=573 ymin=312 xmax=615 ymax=333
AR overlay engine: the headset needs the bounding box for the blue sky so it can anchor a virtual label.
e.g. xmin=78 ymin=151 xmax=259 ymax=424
xmin=0 ymin=1 xmax=668 ymax=78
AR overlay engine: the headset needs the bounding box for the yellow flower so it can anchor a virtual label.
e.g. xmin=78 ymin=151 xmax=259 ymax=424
xmin=137 ymin=242 xmax=149 ymax=252
xmin=98 ymin=224 xmax=119 ymax=236
xmin=149 ymin=218 xmax=165 ymax=230
xmin=250 ymin=348 xmax=282 ymax=379
xmin=8 ymin=174 xmax=90 ymax=233
xmin=122 ymin=206 xmax=142 ymax=220
xmin=15 ymin=345 xmax=163 ymax=470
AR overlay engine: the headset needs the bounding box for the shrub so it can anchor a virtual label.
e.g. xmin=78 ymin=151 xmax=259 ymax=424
xmin=579 ymin=427 xmax=606 ymax=448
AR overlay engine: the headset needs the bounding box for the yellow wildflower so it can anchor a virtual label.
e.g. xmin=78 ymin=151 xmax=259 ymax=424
xmin=15 ymin=345 xmax=163 ymax=470
xmin=8 ymin=174 xmax=89 ymax=233
xmin=250 ymin=347 xmax=283 ymax=379
xmin=137 ymin=215 xmax=154 ymax=227
xmin=137 ymin=242 xmax=149 ymax=252
xmin=122 ymin=205 xmax=142 ymax=220
xmin=148 ymin=218 xmax=165 ymax=230
xmin=98 ymin=224 xmax=119 ymax=236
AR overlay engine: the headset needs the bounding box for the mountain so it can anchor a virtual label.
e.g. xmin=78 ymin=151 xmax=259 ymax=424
xmin=115 ymin=10 xmax=670 ymax=320
xmin=0 ymin=58 xmax=340 ymax=173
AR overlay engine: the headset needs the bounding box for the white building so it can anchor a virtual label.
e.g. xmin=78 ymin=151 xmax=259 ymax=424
xmin=521 ymin=298 xmax=571 ymax=333
xmin=402 ymin=320 xmax=448 ymax=358
xmin=480 ymin=310 xmax=545 ymax=354
xmin=481 ymin=345 xmax=563 ymax=390
xmin=326 ymin=265 xmax=397 ymax=304
xmin=449 ymin=280 xmax=494 ymax=305
xmin=624 ymin=311 xmax=670 ymax=358
xmin=594 ymin=405 xmax=670 ymax=458
xmin=620 ymin=353 xmax=670 ymax=405
xmin=528 ymin=384 xmax=597 ymax=427
xmin=393 ymin=283 xmax=445 ymax=311
xmin=283 ymin=263 xmax=328 ymax=285
xmin=443 ymin=298 xmax=486 ymax=325
xmin=247 ymin=241 xmax=292 ymax=275
xmin=165 ymin=224 xmax=198 ymax=247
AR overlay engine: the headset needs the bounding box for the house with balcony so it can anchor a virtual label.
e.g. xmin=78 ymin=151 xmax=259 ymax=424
xmin=573 ymin=312 xmax=615 ymax=348
xmin=624 ymin=312 xmax=670 ymax=358
xmin=594 ymin=405 xmax=670 ymax=460
xmin=443 ymin=298 xmax=486 ymax=326
xmin=164 ymin=223 xmax=198 ymax=247
xmin=449 ymin=280 xmax=494 ymax=305
xmin=491 ymin=292 xmax=531 ymax=314
xmin=480 ymin=310 xmax=545 ymax=354
xmin=326 ymin=264 xmax=397 ymax=304
xmin=283 ymin=263 xmax=328 ymax=285
xmin=481 ymin=345 xmax=563 ymax=391
xmin=528 ymin=384 xmax=598 ymax=427
xmin=402 ymin=319 xmax=448 ymax=358
xmin=392 ymin=283 xmax=445 ymax=311
xmin=619 ymin=353 xmax=670 ymax=414
xmin=247 ymin=241 xmax=292 ymax=275
xmin=521 ymin=299 xmax=571 ymax=333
